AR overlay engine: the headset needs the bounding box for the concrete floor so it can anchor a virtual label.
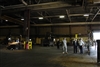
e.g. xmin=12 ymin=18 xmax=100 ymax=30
xmin=0 ymin=45 xmax=100 ymax=67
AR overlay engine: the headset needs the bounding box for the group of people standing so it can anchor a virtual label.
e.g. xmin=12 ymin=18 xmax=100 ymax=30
xmin=72 ymin=38 xmax=93 ymax=54
xmin=72 ymin=38 xmax=84 ymax=54
xmin=56 ymin=37 xmax=93 ymax=54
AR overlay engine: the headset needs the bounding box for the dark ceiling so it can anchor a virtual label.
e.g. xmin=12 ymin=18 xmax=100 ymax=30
xmin=0 ymin=0 xmax=100 ymax=27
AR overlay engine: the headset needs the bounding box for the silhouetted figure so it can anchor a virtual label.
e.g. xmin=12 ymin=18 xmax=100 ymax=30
xmin=72 ymin=38 xmax=78 ymax=53
xmin=56 ymin=39 xmax=60 ymax=49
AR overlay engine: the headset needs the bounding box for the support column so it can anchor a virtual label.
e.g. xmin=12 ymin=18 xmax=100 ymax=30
xmin=24 ymin=9 xmax=30 ymax=41
xmin=69 ymin=25 xmax=71 ymax=40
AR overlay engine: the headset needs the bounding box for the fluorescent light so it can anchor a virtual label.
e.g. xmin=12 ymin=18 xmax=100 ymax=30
xmin=83 ymin=14 xmax=89 ymax=17
xmin=39 ymin=17 xmax=43 ymax=19
xmin=59 ymin=15 xmax=65 ymax=18
xmin=5 ymin=20 xmax=8 ymax=22
xmin=29 ymin=39 xmax=31 ymax=41
xmin=21 ymin=18 xmax=24 ymax=20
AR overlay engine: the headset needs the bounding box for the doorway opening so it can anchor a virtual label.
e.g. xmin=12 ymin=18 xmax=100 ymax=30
xmin=93 ymin=32 xmax=100 ymax=40
xmin=90 ymin=31 xmax=100 ymax=57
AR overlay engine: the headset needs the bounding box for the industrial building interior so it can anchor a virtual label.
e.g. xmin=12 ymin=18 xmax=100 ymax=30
xmin=0 ymin=0 xmax=100 ymax=67
xmin=0 ymin=0 xmax=100 ymax=26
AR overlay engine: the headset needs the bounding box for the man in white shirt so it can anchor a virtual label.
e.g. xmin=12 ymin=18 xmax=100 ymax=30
xmin=78 ymin=38 xmax=84 ymax=54
xmin=62 ymin=38 xmax=68 ymax=54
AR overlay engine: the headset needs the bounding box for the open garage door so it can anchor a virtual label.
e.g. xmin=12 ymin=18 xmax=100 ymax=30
xmin=93 ymin=32 xmax=100 ymax=40
xmin=93 ymin=31 xmax=100 ymax=64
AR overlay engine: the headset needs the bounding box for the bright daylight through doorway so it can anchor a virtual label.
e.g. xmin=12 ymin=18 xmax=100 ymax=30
xmin=93 ymin=32 xmax=100 ymax=40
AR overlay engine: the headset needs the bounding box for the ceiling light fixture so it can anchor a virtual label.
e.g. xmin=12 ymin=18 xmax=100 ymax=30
xmin=83 ymin=14 xmax=89 ymax=17
xmin=21 ymin=18 xmax=24 ymax=20
xmin=5 ymin=20 xmax=8 ymax=22
xmin=59 ymin=15 xmax=65 ymax=18
xmin=39 ymin=17 xmax=43 ymax=19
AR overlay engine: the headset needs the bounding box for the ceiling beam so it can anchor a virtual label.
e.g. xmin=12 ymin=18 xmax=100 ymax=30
xmin=91 ymin=8 xmax=100 ymax=22
xmin=20 ymin=0 xmax=28 ymax=5
xmin=86 ymin=7 xmax=100 ymax=22
xmin=66 ymin=10 xmax=71 ymax=22
xmin=37 ymin=12 xmax=52 ymax=23
xmin=35 ymin=0 xmax=41 ymax=4
xmin=31 ymin=22 xmax=100 ymax=26
xmin=0 ymin=25 xmax=19 ymax=28
xmin=31 ymin=13 xmax=97 ymax=19
xmin=2 ymin=1 xmax=71 ymax=10
xmin=0 ymin=22 xmax=100 ymax=28
xmin=93 ymin=0 xmax=100 ymax=4
xmin=0 ymin=15 xmax=24 ymax=25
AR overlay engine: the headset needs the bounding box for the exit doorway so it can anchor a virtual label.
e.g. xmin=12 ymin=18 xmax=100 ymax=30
xmin=93 ymin=31 xmax=100 ymax=40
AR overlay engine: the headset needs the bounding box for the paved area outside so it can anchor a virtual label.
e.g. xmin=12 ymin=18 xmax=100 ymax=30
xmin=0 ymin=45 xmax=99 ymax=67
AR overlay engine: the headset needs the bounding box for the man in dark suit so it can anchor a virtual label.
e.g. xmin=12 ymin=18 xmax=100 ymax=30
xmin=72 ymin=38 xmax=78 ymax=53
